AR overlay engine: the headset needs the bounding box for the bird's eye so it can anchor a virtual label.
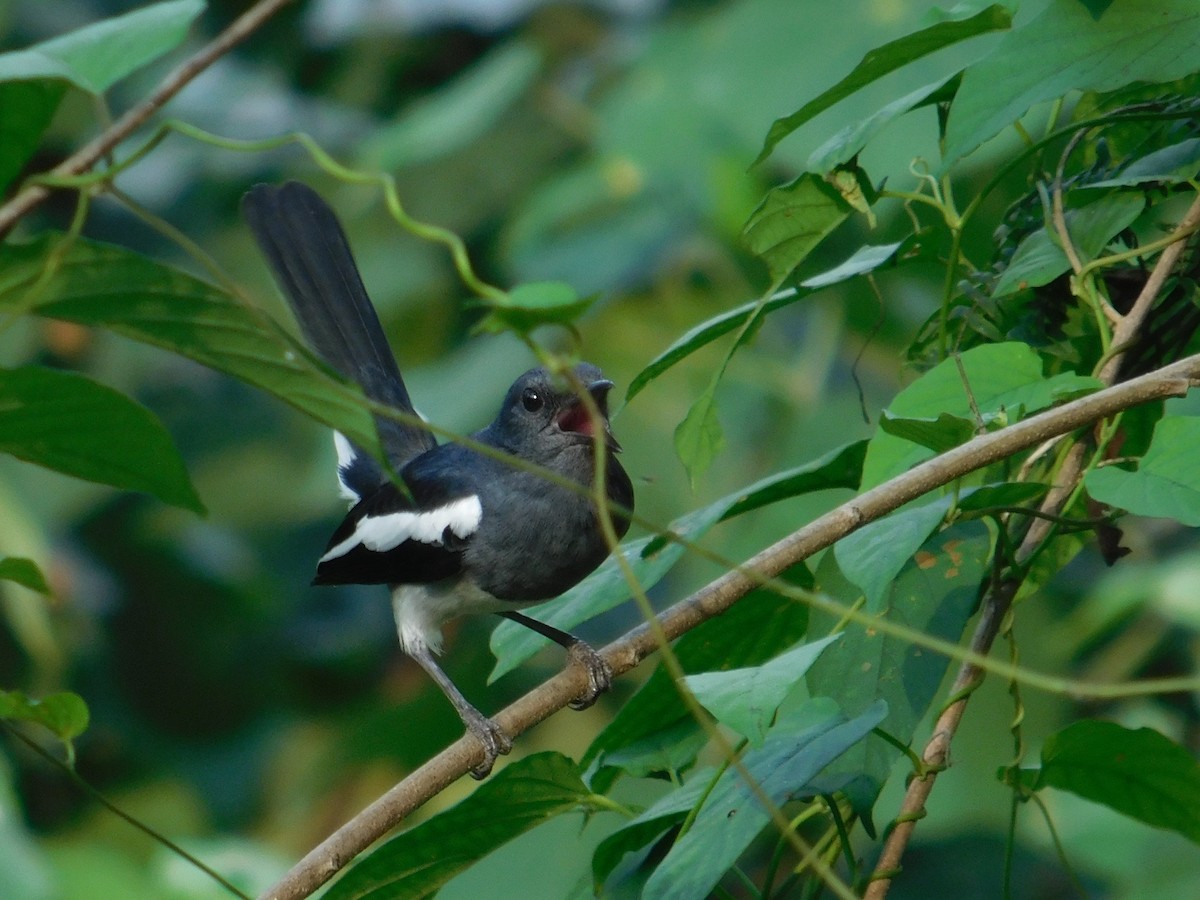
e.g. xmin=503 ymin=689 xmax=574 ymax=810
xmin=521 ymin=388 xmax=544 ymax=412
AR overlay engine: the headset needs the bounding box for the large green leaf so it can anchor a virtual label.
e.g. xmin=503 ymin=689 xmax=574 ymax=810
xmin=0 ymin=689 xmax=89 ymax=765
xmin=1015 ymin=720 xmax=1200 ymax=844
xmin=0 ymin=0 xmax=204 ymax=94
xmin=0 ymin=235 xmax=379 ymax=457
xmin=0 ymin=557 xmax=50 ymax=595
xmin=807 ymin=520 xmax=990 ymax=829
xmin=0 ymin=81 xmax=65 ymax=195
xmin=489 ymin=441 xmax=865 ymax=681
xmin=861 ymin=342 xmax=1100 ymax=488
xmin=1086 ymin=416 xmax=1200 ymax=526
xmin=944 ymin=0 xmax=1200 ymax=165
xmin=0 ymin=365 xmax=202 ymax=513
xmin=583 ymin=571 xmax=812 ymax=776
xmin=684 ymin=634 xmax=840 ymax=746
xmin=626 ymin=241 xmax=906 ymax=403
xmin=641 ymin=698 xmax=888 ymax=900
xmin=322 ymin=753 xmax=596 ymax=900
xmin=992 ymin=193 xmax=1145 ymax=298
xmin=741 ymin=173 xmax=852 ymax=286
xmin=754 ymin=4 xmax=1012 ymax=164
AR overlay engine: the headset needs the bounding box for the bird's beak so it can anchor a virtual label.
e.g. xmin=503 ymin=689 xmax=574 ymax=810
xmin=555 ymin=379 xmax=622 ymax=452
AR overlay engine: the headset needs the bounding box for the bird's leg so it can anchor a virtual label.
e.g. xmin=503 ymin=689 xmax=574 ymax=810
xmin=407 ymin=643 xmax=511 ymax=779
xmin=497 ymin=611 xmax=613 ymax=710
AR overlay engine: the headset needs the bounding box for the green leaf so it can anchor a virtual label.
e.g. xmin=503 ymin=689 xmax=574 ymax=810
xmin=955 ymin=481 xmax=1049 ymax=514
xmin=1084 ymin=137 xmax=1200 ymax=189
xmin=861 ymin=342 xmax=1100 ymax=488
xmin=673 ymin=374 xmax=726 ymax=488
xmin=626 ymin=242 xmax=905 ymax=403
xmin=490 ymin=442 xmax=863 ymax=682
xmin=944 ymin=0 xmax=1200 ymax=165
xmin=322 ymin=752 xmax=594 ymax=900
xmin=641 ymin=699 xmax=888 ymax=900
xmin=593 ymin=777 xmax=708 ymax=891
xmin=474 ymin=281 xmax=595 ymax=336
xmin=0 ymin=557 xmax=50 ymax=594
xmin=0 ymin=365 xmax=203 ymax=513
xmin=741 ymin=173 xmax=852 ymax=286
xmin=808 ymin=520 xmax=990 ymax=824
xmin=1020 ymin=720 xmax=1200 ymax=843
xmin=0 ymin=0 xmax=205 ymax=94
xmin=0 ymin=689 xmax=89 ymax=764
xmin=992 ymin=193 xmax=1145 ymax=297
xmin=360 ymin=41 xmax=541 ymax=170
xmin=584 ymin=570 xmax=813 ymax=775
xmin=1086 ymin=416 xmax=1200 ymax=526
xmin=834 ymin=497 xmax=953 ymax=613
xmin=754 ymin=4 xmax=1012 ymax=164
xmin=0 ymin=81 xmax=66 ymax=194
xmin=0 ymin=235 xmax=379 ymax=460
xmin=807 ymin=75 xmax=955 ymax=174
xmin=684 ymin=635 xmax=840 ymax=745
xmin=879 ymin=410 xmax=981 ymax=454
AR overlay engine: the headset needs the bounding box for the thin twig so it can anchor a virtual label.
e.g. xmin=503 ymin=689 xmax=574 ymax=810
xmin=864 ymin=191 xmax=1200 ymax=899
xmin=261 ymin=353 xmax=1200 ymax=900
xmin=0 ymin=0 xmax=298 ymax=238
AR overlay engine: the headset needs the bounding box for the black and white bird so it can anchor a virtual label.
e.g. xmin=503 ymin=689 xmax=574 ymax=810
xmin=242 ymin=182 xmax=633 ymax=778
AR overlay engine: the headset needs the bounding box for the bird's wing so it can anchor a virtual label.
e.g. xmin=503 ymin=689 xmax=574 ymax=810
xmin=313 ymin=452 xmax=482 ymax=586
xmin=242 ymin=182 xmax=437 ymax=492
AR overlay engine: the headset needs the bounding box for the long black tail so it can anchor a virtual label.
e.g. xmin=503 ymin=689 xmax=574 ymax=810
xmin=242 ymin=182 xmax=435 ymax=486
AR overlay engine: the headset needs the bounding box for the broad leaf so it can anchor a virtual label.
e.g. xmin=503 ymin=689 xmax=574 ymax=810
xmin=0 ymin=235 xmax=379 ymax=458
xmin=626 ymin=241 xmax=906 ymax=402
xmin=834 ymin=497 xmax=952 ymax=613
xmin=684 ymin=634 xmax=840 ymax=745
xmin=742 ymin=173 xmax=852 ymax=286
xmin=0 ymin=557 xmax=50 ymax=594
xmin=0 ymin=365 xmax=202 ymax=513
xmin=474 ymin=281 xmax=595 ymax=336
xmin=0 ymin=0 xmax=204 ymax=94
xmin=1014 ymin=720 xmax=1200 ymax=844
xmin=641 ymin=698 xmax=888 ymax=900
xmin=0 ymin=81 xmax=65 ymax=194
xmin=1084 ymin=137 xmax=1200 ymax=189
xmin=673 ymin=371 xmax=726 ymax=488
xmin=808 ymin=521 xmax=990 ymax=827
xmin=490 ymin=441 xmax=864 ymax=681
xmin=0 ymin=689 xmax=89 ymax=765
xmin=755 ymin=4 xmax=1011 ymax=164
xmin=322 ymin=753 xmax=596 ymax=900
xmin=583 ymin=570 xmax=812 ymax=776
xmin=992 ymin=193 xmax=1145 ymax=298
xmin=861 ymin=342 xmax=1100 ymax=488
xmin=1086 ymin=416 xmax=1200 ymax=526
xmin=879 ymin=410 xmax=982 ymax=454
xmin=944 ymin=0 xmax=1200 ymax=165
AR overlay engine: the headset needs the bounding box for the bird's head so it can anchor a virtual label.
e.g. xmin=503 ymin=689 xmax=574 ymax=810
xmin=491 ymin=364 xmax=622 ymax=463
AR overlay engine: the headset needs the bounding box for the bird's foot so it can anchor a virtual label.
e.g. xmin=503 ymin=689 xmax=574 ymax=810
xmin=461 ymin=707 xmax=512 ymax=780
xmin=566 ymin=640 xmax=613 ymax=710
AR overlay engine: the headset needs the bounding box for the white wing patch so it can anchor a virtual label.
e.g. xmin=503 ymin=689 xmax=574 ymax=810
xmin=319 ymin=495 xmax=482 ymax=563
xmin=333 ymin=432 xmax=360 ymax=502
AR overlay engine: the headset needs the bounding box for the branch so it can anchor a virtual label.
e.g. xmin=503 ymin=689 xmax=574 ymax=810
xmin=865 ymin=191 xmax=1200 ymax=898
xmin=262 ymin=352 xmax=1200 ymax=900
xmin=0 ymin=0 xmax=298 ymax=239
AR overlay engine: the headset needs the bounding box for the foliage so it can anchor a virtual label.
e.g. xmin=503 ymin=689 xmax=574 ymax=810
xmin=2 ymin=1 xmax=1200 ymax=899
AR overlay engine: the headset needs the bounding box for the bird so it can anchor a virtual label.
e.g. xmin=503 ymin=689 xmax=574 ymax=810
xmin=242 ymin=181 xmax=633 ymax=778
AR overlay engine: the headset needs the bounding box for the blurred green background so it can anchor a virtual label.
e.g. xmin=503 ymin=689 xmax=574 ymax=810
xmin=2 ymin=0 xmax=1197 ymax=897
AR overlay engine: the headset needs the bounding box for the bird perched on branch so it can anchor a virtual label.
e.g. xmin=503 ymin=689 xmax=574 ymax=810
xmin=243 ymin=181 xmax=633 ymax=778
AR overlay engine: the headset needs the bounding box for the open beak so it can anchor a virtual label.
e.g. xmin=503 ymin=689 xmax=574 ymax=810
xmin=555 ymin=379 xmax=622 ymax=452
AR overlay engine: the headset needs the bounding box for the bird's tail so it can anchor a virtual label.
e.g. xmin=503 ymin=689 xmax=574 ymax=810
xmin=242 ymin=182 xmax=435 ymax=488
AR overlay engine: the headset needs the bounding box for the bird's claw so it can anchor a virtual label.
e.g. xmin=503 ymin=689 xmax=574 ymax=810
xmin=462 ymin=709 xmax=512 ymax=780
xmin=566 ymin=641 xmax=612 ymax=711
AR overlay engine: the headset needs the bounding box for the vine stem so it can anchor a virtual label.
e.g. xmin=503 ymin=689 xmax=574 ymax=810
xmin=864 ymin=190 xmax=1200 ymax=899
xmin=261 ymin=351 xmax=1200 ymax=900
xmin=0 ymin=0 xmax=298 ymax=238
